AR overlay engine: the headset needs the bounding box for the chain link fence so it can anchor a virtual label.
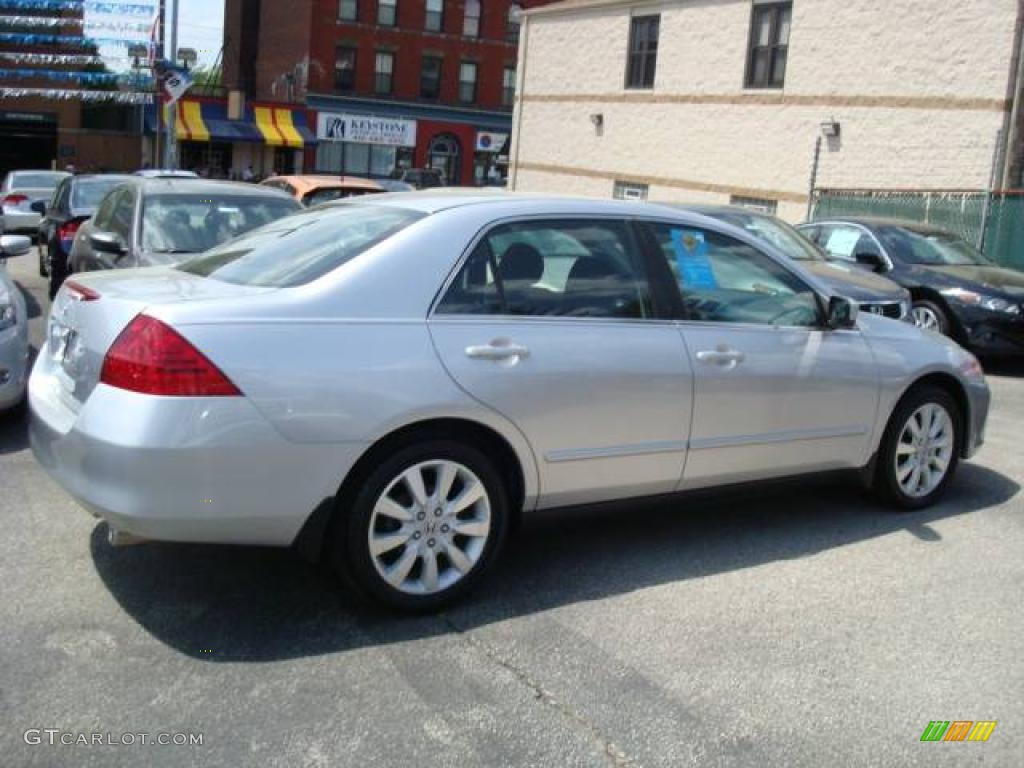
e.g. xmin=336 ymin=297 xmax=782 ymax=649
xmin=812 ymin=189 xmax=1024 ymax=271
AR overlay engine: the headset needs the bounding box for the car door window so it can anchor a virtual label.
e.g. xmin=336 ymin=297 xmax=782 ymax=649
xmin=816 ymin=224 xmax=868 ymax=262
xmin=644 ymin=222 xmax=821 ymax=327
xmin=108 ymin=188 xmax=136 ymax=242
xmin=90 ymin=189 xmax=119 ymax=230
xmin=437 ymin=219 xmax=652 ymax=319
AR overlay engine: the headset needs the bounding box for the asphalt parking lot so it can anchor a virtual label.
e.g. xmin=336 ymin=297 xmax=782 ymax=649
xmin=1 ymin=250 xmax=1022 ymax=767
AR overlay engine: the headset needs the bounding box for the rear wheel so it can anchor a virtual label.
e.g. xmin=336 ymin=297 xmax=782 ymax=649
xmin=873 ymin=386 xmax=960 ymax=509
xmin=331 ymin=440 xmax=508 ymax=612
xmin=910 ymin=300 xmax=949 ymax=335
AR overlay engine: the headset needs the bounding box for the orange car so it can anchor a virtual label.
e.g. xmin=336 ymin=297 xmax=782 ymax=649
xmin=260 ymin=175 xmax=384 ymax=207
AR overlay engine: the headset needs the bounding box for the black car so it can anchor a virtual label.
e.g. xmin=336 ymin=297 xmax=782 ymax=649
xmin=799 ymin=217 xmax=1024 ymax=355
xmin=68 ymin=178 xmax=301 ymax=279
xmin=34 ymin=174 xmax=132 ymax=298
xmin=678 ymin=205 xmax=911 ymax=320
xmin=395 ymin=168 xmax=445 ymax=189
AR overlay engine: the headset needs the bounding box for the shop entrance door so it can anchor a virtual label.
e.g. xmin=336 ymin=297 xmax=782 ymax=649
xmin=427 ymin=133 xmax=461 ymax=185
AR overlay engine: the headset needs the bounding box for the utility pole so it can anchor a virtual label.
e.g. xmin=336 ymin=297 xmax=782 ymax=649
xmin=806 ymin=135 xmax=822 ymax=221
xmin=164 ymin=0 xmax=179 ymax=169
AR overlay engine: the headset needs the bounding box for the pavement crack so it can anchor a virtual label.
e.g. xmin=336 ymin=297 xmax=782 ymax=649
xmin=442 ymin=616 xmax=641 ymax=768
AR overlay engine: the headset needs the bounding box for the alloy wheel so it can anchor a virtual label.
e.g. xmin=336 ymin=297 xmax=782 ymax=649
xmin=911 ymin=305 xmax=940 ymax=331
xmin=894 ymin=403 xmax=954 ymax=498
xmin=367 ymin=460 xmax=491 ymax=595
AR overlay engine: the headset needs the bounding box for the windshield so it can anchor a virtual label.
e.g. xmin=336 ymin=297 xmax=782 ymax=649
xmin=11 ymin=172 xmax=66 ymax=190
xmin=877 ymin=226 xmax=991 ymax=266
xmin=712 ymin=212 xmax=823 ymax=261
xmin=71 ymin=178 xmax=125 ymax=211
xmin=177 ymin=204 xmax=425 ymax=287
xmin=142 ymin=194 xmax=300 ymax=255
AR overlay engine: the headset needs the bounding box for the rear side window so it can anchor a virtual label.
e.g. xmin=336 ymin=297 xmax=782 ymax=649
xmin=71 ymin=178 xmax=126 ymax=211
xmin=178 ymin=204 xmax=424 ymax=287
xmin=437 ymin=219 xmax=652 ymax=319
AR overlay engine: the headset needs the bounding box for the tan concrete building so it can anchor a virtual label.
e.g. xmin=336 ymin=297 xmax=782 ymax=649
xmin=509 ymin=0 xmax=1024 ymax=221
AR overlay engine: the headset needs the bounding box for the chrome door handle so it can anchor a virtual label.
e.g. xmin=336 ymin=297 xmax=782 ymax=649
xmin=696 ymin=348 xmax=745 ymax=367
xmin=465 ymin=341 xmax=531 ymax=361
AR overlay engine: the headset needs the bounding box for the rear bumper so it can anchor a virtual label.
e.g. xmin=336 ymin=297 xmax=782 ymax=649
xmin=29 ymin=364 xmax=368 ymax=547
xmin=2 ymin=211 xmax=40 ymax=233
xmin=0 ymin=326 xmax=29 ymax=411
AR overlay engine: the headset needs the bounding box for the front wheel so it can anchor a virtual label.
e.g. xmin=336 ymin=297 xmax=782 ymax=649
xmin=873 ymin=386 xmax=961 ymax=510
xmin=910 ymin=300 xmax=949 ymax=335
xmin=332 ymin=440 xmax=509 ymax=612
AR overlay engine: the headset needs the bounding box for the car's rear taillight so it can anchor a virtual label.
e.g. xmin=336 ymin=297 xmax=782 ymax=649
xmin=58 ymin=219 xmax=81 ymax=249
xmin=100 ymin=315 xmax=241 ymax=397
xmin=3 ymin=193 xmax=27 ymax=206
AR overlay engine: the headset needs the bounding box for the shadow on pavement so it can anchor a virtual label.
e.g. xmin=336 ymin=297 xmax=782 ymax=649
xmin=89 ymin=462 xmax=1019 ymax=662
xmin=0 ymin=397 xmax=29 ymax=455
xmin=982 ymin=357 xmax=1024 ymax=378
xmin=17 ymin=279 xmax=43 ymax=319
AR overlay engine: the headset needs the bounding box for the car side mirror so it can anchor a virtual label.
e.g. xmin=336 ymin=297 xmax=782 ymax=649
xmin=30 ymin=200 xmax=47 ymax=215
xmin=854 ymin=251 xmax=884 ymax=272
xmin=826 ymin=295 xmax=859 ymax=329
xmin=0 ymin=234 xmax=32 ymax=258
xmin=89 ymin=231 xmax=127 ymax=255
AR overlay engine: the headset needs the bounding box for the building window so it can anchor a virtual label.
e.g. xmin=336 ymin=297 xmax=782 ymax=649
xmin=613 ymin=181 xmax=648 ymax=201
xmin=458 ymin=61 xmax=478 ymax=103
xmin=625 ymin=15 xmax=659 ymax=90
xmin=463 ymin=0 xmax=480 ymax=37
xmin=421 ymin=55 xmax=443 ymax=99
xmin=730 ymin=195 xmax=778 ymax=214
xmin=425 ymin=0 xmax=443 ymax=31
xmin=335 ymin=46 xmax=357 ymax=91
xmin=378 ymin=0 xmax=397 ymax=26
xmin=338 ymin=0 xmax=358 ymax=21
xmin=746 ymin=1 xmax=791 ymax=88
xmin=375 ymin=51 xmax=394 ymax=94
xmin=502 ymin=66 xmax=516 ymax=107
xmin=507 ymin=3 xmax=522 ymax=42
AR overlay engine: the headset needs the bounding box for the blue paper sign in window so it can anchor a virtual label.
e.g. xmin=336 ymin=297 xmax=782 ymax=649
xmin=670 ymin=229 xmax=718 ymax=289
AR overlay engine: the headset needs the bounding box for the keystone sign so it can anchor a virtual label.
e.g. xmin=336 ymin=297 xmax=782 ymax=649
xmin=317 ymin=112 xmax=417 ymax=147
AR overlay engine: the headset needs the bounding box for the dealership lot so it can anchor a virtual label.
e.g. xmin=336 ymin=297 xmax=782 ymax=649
xmin=1 ymin=251 xmax=1022 ymax=767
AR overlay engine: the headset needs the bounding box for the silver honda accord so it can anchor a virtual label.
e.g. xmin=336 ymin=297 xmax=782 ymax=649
xmin=29 ymin=193 xmax=990 ymax=611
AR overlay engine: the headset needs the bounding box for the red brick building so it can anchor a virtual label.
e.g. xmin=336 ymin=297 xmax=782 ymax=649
xmin=223 ymin=0 xmax=550 ymax=184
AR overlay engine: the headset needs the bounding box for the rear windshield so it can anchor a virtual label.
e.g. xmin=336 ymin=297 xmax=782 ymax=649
xmin=142 ymin=193 xmax=300 ymax=256
xmin=177 ymin=204 xmax=425 ymax=287
xmin=71 ymin=178 xmax=125 ymax=211
xmin=876 ymin=226 xmax=991 ymax=266
xmin=11 ymin=172 xmax=65 ymax=189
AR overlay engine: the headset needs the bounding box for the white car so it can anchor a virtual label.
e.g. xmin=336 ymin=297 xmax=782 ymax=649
xmin=1 ymin=170 xmax=70 ymax=235
xmin=0 ymin=234 xmax=34 ymax=411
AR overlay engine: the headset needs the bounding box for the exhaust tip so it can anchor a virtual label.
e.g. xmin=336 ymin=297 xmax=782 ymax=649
xmin=107 ymin=527 xmax=149 ymax=547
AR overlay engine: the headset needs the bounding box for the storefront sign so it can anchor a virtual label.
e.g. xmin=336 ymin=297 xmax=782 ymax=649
xmin=475 ymin=131 xmax=508 ymax=153
xmin=317 ymin=112 xmax=416 ymax=147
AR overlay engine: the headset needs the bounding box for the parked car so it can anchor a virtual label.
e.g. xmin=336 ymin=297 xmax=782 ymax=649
xmin=1 ymin=170 xmax=70 ymax=237
xmin=68 ymin=178 xmax=301 ymax=274
xmin=31 ymin=194 xmax=990 ymax=611
xmin=133 ymin=169 xmax=199 ymax=179
xmin=260 ymin=175 xmax=384 ymax=206
xmin=35 ymin=174 xmax=132 ymax=298
xmin=396 ymin=168 xmax=445 ymax=189
xmin=0 ymin=233 xmax=34 ymax=412
xmin=799 ymin=218 xmax=1024 ymax=355
xmin=675 ymin=205 xmax=911 ymax=320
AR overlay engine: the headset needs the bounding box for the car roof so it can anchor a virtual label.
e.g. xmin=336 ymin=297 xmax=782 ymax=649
xmin=70 ymin=173 xmax=133 ymax=184
xmin=127 ymin=178 xmax=298 ymax=199
xmin=661 ymin=202 xmax=774 ymax=219
xmin=804 ymin=216 xmax=957 ymax=236
xmin=268 ymin=175 xmax=384 ymax=192
xmin=338 ymin=189 xmax=715 ymax=216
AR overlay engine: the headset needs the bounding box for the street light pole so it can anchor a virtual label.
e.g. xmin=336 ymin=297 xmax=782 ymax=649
xmin=164 ymin=0 xmax=179 ymax=169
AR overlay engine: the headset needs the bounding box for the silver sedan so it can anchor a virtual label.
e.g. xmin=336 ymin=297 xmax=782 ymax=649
xmin=0 ymin=234 xmax=34 ymax=411
xmin=29 ymin=194 xmax=991 ymax=611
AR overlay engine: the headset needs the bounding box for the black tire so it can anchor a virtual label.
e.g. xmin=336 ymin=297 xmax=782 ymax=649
xmin=330 ymin=439 xmax=509 ymax=612
xmin=48 ymin=244 xmax=68 ymax=300
xmin=911 ymin=299 xmax=950 ymax=336
xmin=873 ymin=385 xmax=961 ymax=510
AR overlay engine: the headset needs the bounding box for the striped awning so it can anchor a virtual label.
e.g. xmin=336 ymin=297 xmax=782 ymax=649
xmin=253 ymin=106 xmax=314 ymax=149
xmin=173 ymin=99 xmax=263 ymax=143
